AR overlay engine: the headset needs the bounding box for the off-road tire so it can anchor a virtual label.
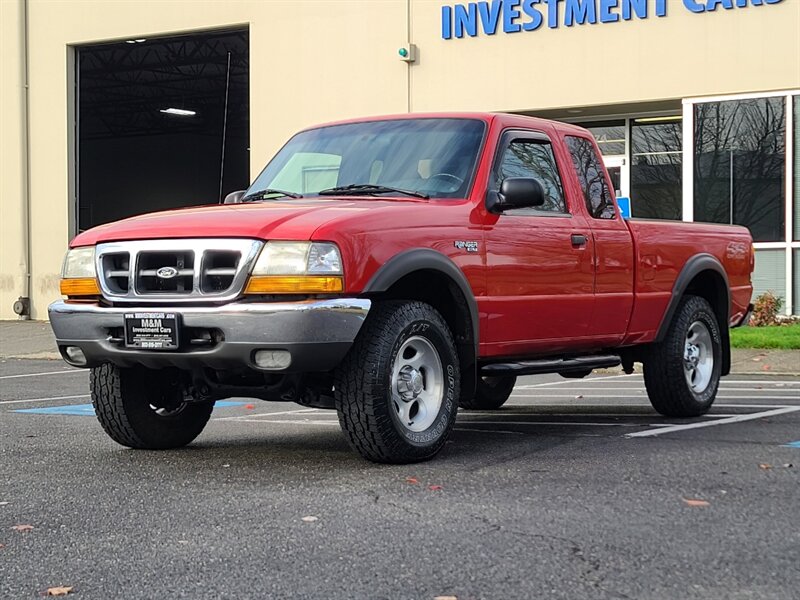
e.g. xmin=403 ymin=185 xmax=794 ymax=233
xmin=643 ymin=295 xmax=722 ymax=417
xmin=90 ymin=364 xmax=214 ymax=449
xmin=460 ymin=376 xmax=517 ymax=410
xmin=334 ymin=301 xmax=460 ymax=464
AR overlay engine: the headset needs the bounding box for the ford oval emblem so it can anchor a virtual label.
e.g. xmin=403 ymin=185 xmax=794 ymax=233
xmin=156 ymin=266 xmax=179 ymax=279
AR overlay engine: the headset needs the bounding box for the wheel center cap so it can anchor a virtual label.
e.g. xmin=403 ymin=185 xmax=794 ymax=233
xmin=685 ymin=344 xmax=700 ymax=366
xmin=397 ymin=366 xmax=424 ymax=400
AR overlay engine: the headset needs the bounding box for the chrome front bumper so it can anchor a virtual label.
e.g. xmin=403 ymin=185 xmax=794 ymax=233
xmin=48 ymin=298 xmax=371 ymax=372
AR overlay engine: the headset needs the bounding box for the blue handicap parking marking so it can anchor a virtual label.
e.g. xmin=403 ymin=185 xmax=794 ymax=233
xmin=213 ymin=401 xmax=246 ymax=409
xmin=17 ymin=404 xmax=98 ymax=416
xmin=16 ymin=400 xmax=245 ymax=417
xmin=784 ymin=441 xmax=800 ymax=449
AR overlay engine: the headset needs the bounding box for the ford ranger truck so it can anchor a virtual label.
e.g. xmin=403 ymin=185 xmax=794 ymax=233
xmin=49 ymin=113 xmax=754 ymax=464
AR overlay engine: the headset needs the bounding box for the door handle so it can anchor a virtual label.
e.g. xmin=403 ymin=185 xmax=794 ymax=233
xmin=571 ymin=234 xmax=587 ymax=247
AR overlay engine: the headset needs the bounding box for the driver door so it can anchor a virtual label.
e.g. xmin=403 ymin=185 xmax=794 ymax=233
xmin=483 ymin=129 xmax=595 ymax=357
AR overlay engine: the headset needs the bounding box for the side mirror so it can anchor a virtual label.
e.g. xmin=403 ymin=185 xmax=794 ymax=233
xmin=486 ymin=178 xmax=546 ymax=214
xmin=223 ymin=190 xmax=246 ymax=204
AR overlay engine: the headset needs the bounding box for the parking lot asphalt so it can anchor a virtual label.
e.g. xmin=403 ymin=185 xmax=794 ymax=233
xmin=1 ymin=358 xmax=798 ymax=599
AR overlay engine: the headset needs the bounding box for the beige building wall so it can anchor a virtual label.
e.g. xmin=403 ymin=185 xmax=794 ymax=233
xmin=0 ymin=0 xmax=29 ymax=320
xmin=410 ymin=0 xmax=800 ymax=112
xmin=0 ymin=0 xmax=409 ymax=320
xmin=1 ymin=0 xmax=799 ymax=320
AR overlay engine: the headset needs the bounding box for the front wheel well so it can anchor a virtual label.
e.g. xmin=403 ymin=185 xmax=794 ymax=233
xmin=365 ymin=269 xmax=477 ymax=399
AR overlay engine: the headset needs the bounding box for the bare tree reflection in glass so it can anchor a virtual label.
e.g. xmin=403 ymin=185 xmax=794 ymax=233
xmin=631 ymin=120 xmax=682 ymax=220
xmin=694 ymin=98 xmax=785 ymax=242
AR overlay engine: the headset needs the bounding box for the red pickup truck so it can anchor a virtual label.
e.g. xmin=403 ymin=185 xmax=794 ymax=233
xmin=50 ymin=113 xmax=754 ymax=463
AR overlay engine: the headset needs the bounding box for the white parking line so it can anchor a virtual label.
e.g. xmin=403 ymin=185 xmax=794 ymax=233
xmin=455 ymin=427 xmax=524 ymax=436
xmin=230 ymin=419 xmax=338 ymax=425
xmin=0 ymin=370 xmax=83 ymax=380
xmin=229 ymin=418 xmax=647 ymax=427
xmin=706 ymin=380 xmax=800 ymax=386
xmin=516 ymin=378 xmax=799 ymax=387
xmin=625 ymin=406 xmax=800 ymax=438
xmin=514 ymin=374 xmax=637 ymax=389
xmin=512 ymin=387 xmax=799 ymax=393
xmin=0 ymin=394 xmax=90 ymax=405
xmin=507 ymin=403 xmax=794 ymax=410
xmin=511 ymin=394 xmax=800 ymax=401
xmin=524 ymin=379 xmax=799 ymax=387
xmin=510 ymin=394 xmax=650 ymax=398
xmin=456 ymin=420 xmax=645 ymax=427
xmin=214 ymin=408 xmax=318 ymax=421
xmin=716 ymin=403 xmax=796 ymax=408
xmin=461 ymin=411 xmax=738 ymax=418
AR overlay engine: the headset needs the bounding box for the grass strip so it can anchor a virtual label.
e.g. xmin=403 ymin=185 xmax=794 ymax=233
xmin=730 ymin=324 xmax=800 ymax=350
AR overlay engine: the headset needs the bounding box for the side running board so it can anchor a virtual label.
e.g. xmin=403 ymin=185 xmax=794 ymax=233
xmin=480 ymin=355 xmax=621 ymax=377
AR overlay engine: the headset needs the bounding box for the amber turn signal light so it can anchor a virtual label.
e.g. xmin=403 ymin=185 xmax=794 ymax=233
xmin=60 ymin=277 xmax=101 ymax=297
xmin=244 ymin=275 xmax=344 ymax=294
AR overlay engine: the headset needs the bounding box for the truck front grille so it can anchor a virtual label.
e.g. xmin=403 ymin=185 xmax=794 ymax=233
xmin=102 ymin=252 xmax=131 ymax=294
xmin=95 ymin=239 xmax=263 ymax=303
xmin=137 ymin=250 xmax=195 ymax=294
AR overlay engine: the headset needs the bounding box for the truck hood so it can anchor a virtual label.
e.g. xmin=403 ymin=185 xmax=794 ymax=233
xmin=71 ymin=197 xmax=428 ymax=246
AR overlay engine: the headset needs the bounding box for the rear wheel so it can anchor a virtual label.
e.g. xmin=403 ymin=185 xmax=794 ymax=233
xmin=334 ymin=300 xmax=460 ymax=464
xmin=643 ymin=295 xmax=722 ymax=417
xmin=90 ymin=364 xmax=214 ymax=449
xmin=460 ymin=375 xmax=516 ymax=410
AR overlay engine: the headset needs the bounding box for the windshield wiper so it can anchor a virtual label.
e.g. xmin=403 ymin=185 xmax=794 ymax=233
xmin=317 ymin=184 xmax=429 ymax=199
xmin=242 ymin=189 xmax=303 ymax=202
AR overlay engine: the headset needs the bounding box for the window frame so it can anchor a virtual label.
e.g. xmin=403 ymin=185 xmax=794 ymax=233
xmin=489 ymin=129 xmax=572 ymax=218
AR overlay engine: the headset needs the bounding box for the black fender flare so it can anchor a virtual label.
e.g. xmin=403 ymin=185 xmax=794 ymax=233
xmin=364 ymin=249 xmax=479 ymax=350
xmin=363 ymin=248 xmax=479 ymax=397
xmin=656 ymin=253 xmax=731 ymax=375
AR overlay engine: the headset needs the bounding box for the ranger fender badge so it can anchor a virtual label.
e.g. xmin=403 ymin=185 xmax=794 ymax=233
xmin=454 ymin=241 xmax=479 ymax=253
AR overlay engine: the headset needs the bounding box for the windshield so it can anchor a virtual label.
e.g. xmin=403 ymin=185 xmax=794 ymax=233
xmin=246 ymin=118 xmax=486 ymax=199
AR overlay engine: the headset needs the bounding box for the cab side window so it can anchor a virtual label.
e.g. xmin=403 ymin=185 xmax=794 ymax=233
xmin=495 ymin=139 xmax=567 ymax=214
xmin=565 ymin=136 xmax=616 ymax=219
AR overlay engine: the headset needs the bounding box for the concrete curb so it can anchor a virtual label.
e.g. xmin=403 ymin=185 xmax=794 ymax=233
xmin=3 ymin=351 xmax=62 ymax=360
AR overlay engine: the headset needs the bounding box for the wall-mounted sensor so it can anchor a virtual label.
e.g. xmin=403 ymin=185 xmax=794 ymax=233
xmin=12 ymin=296 xmax=30 ymax=317
xmin=398 ymin=44 xmax=417 ymax=63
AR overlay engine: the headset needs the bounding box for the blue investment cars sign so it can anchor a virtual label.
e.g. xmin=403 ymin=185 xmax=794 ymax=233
xmin=441 ymin=0 xmax=785 ymax=39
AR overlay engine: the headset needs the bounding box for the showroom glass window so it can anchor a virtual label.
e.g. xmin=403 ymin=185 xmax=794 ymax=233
xmin=694 ymin=97 xmax=786 ymax=242
xmin=584 ymin=122 xmax=626 ymax=156
xmin=630 ymin=119 xmax=682 ymax=220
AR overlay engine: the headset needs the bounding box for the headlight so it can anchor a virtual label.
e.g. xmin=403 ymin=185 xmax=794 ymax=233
xmin=245 ymin=241 xmax=344 ymax=294
xmin=250 ymin=242 xmax=342 ymax=275
xmin=60 ymin=247 xmax=100 ymax=297
xmin=62 ymin=247 xmax=96 ymax=278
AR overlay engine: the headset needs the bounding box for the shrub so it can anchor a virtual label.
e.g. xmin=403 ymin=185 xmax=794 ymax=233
xmin=750 ymin=291 xmax=783 ymax=327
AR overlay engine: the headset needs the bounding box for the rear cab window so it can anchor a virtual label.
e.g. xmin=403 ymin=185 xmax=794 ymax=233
xmin=565 ymin=135 xmax=617 ymax=220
